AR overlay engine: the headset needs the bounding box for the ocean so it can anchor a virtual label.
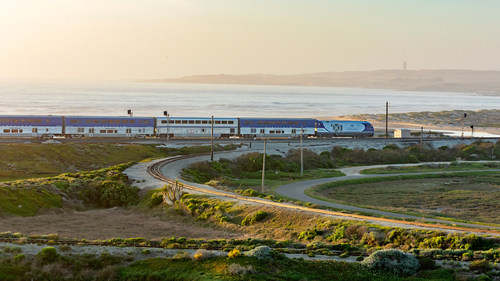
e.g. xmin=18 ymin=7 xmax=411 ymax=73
xmin=0 ymin=81 xmax=498 ymax=118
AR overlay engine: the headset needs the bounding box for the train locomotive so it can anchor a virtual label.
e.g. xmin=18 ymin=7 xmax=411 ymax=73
xmin=0 ymin=115 xmax=374 ymax=138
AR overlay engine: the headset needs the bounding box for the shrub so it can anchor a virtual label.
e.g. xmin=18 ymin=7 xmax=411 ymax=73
xmin=356 ymin=256 xmax=364 ymax=262
xmin=339 ymin=252 xmax=349 ymax=258
xmin=14 ymin=253 xmax=26 ymax=263
xmin=241 ymin=211 xmax=268 ymax=226
xmin=227 ymin=249 xmax=241 ymax=259
xmin=417 ymin=256 xmax=437 ymax=270
xmin=36 ymin=247 xmax=59 ymax=265
xmin=469 ymin=259 xmax=491 ymax=273
xmin=148 ymin=193 xmax=164 ymax=207
xmin=244 ymin=246 xmax=272 ymax=260
xmin=227 ymin=263 xmax=254 ymax=276
xmin=361 ymin=249 xmax=420 ymax=276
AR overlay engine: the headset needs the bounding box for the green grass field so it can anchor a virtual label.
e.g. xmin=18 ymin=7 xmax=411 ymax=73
xmin=0 ymin=143 xmax=169 ymax=181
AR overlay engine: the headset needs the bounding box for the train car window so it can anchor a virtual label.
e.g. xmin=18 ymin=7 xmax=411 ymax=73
xmin=77 ymin=128 xmax=84 ymax=133
xmin=202 ymin=121 xmax=208 ymax=124
xmin=270 ymin=130 xmax=275 ymax=134
xmin=260 ymin=129 xmax=265 ymax=134
xmin=222 ymin=121 xmax=227 ymax=124
xmin=181 ymin=120 xmax=187 ymax=124
xmin=175 ymin=120 xmax=181 ymax=124
xmin=130 ymin=120 xmax=135 ymax=124
xmin=32 ymin=128 xmax=37 ymax=133
xmin=93 ymin=120 xmax=99 ymax=123
xmin=144 ymin=120 xmax=149 ymax=124
xmin=161 ymin=120 xmax=167 ymax=124
xmin=100 ymin=130 xmax=106 ymax=133
xmin=215 ymin=121 xmax=221 ymax=124
xmin=36 ymin=119 xmax=41 ymax=123
xmin=20 ymin=119 xmax=25 ymax=123
xmin=28 ymin=119 xmax=33 ymax=123
xmin=3 ymin=129 xmax=9 ymax=133
xmin=12 ymin=129 xmax=18 ymax=133
xmin=169 ymin=120 xmax=174 ymax=124
xmin=70 ymin=120 xmax=77 ymax=124
xmin=251 ymin=128 xmax=256 ymax=133
xmin=107 ymin=130 xmax=114 ymax=133
xmin=86 ymin=120 xmax=91 ymax=123
xmin=228 ymin=121 xmax=234 ymax=124
xmin=189 ymin=120 xmax=194 ymax=124
xmin=195 ymin=120 xmax=201 ymax=124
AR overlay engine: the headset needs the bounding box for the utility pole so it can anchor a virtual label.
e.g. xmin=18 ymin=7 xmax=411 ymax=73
xmin=211 ymin=115 xmax=214 ymax=161
xmin=261 ymin=138 xmax=266 ymax=193
xmin=461 ymin=113 xmax=467 ymax=140
xmin=300 ymin=127 xmax=303 ymax=176
xmin=385 ymin=102 xmax=389 ymax=138
xmin=470 ymin=125 xmax=474 ymax=141
xmin=420 ymin=127 xmax=423 ymax=148
xmin=163 ymin=111 xmax=169 ymax=142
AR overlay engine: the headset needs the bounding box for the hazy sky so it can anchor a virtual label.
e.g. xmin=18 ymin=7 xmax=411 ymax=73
xmin=1 ymin=0 xmax=500 ymax=80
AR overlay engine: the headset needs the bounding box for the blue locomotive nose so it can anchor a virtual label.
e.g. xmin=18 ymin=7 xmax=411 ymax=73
xmin=363 ymin=122 xmax=374 ymax=132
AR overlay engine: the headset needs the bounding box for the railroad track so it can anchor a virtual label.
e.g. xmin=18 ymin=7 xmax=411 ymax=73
xmin=147 ymin=156 xmax=500 ymax=236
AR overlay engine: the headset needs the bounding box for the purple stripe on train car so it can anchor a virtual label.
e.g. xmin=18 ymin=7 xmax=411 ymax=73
xmin=0 ymin=115 xmax=63 ymax=126
xmin=239 ymin=118 xmax=316 ymax=128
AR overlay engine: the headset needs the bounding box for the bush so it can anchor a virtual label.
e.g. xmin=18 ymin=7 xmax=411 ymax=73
xmin=417 ymin=256 xmax=437 ymax=270
xmin=36 ymin=247 xmax=59 ymax=265
xmin=241 ymin=211 xmax=268 ymax=226
xmin=469 ymin=259 xmax=491 ymax=273
xmin=227 ymin=249 xmax=241 ymax=259
xmin=244 ymin=246 xmax=272 ymax=260
xmin=361 ymin=249 xmax=420 ymax=276
xmin=148 ymin=193 xmax=164 ymax=207
xmin=227 ymin=263 xmax=254 ymax=276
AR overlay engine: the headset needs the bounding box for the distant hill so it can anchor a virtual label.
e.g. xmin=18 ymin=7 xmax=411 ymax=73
xmin=144 ymin=69 xmax=500 ymax=95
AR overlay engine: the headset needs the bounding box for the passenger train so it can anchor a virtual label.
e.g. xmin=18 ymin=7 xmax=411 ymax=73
xmin=0 ymin=115 xmax=374 ymax=138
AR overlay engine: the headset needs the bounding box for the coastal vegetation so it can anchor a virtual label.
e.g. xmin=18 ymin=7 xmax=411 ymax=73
xmin=0 ymin=143 xmax=239 ymax=182
xmin=1 ymin=141 xmax=500 ymax=280
xmin=308 ymin=171 xmax=500 ymax=224
xmin=361 ymin=162 xmax=500 ymax=174
xmin=182 ymin=141 xmax=500 ymax=192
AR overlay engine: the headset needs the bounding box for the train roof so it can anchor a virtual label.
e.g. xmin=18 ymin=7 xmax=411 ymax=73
xmin=0 ymin=115 xmax=62 ymax=119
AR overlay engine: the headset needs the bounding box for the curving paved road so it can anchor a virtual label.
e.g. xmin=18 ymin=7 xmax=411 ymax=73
xmin=126 ymin=141 xmax=500 ymax=234
xmin=276 ymin=162 xmax=500 ymax=230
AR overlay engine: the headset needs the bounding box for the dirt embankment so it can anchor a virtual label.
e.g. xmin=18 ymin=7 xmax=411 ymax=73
xmin=0 ymin=208 xmax=241 ymax=240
